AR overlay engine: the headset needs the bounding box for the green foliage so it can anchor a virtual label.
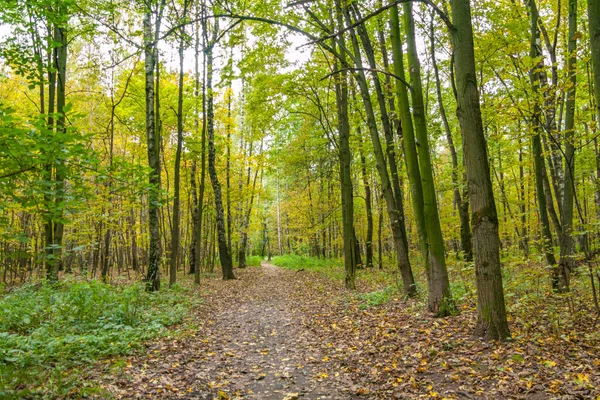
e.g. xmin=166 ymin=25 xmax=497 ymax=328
xmin=357 ymin=286 xmax=397 ymax=309
xmin=245 ymin=255 xmax=263 ymax=267
xmin=272 ymin=254 xmax=343 ymax=271
xmin=0 ymin=279 xmax=196 ymax=398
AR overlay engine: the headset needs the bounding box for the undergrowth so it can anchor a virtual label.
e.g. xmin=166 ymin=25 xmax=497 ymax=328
xmin=357 ymin=286 xmax=397 ymax=309
xmin=0 ymin=278 xmax=199 ymax=398
xmin=245 ymin=255 xmax=263 ymax=267
xmin=272 ymin=254 xmax=344 ymax=281
xmin=272 ymin=254 xmax=395 ymax=292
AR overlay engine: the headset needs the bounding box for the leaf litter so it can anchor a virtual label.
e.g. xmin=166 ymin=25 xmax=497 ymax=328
xmin=97 ymin=262 xmax=600 ymax=399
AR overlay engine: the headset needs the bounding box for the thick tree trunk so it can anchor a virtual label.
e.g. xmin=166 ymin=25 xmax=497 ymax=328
xmin=451 ymin=0 xmax=510 ymax=340
xmin=430 ymin=15 xmax=472 ymax=262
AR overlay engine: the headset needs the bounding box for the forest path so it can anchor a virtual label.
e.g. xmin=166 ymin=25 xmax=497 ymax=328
xmin=99 ymin=262 xmax=600 ymax=400
xmin=104 ymin=262 xmax=355 ymax=399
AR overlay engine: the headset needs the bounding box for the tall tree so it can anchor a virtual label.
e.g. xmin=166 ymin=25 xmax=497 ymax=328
xmin=342 ymin=2 xmax=416 ymax=296
xmin=205 ymin=16 xmax=235 ymax=280
xmin=558 ymin=0 xmax=578 ymax=291
xmin=44 ymin=4 xmax=68 ymax=282
xmin=591 ymin=0 xmax=600 ymax=125
xmin=143 ymin=0 xmax=166 ymax=292
xmin=529 ymin=0 xmax=559 ymax=288
xmin=334 ymin=0 xmax=358 ymax=289
xmin=170 ymin=0 xmax=190 ymax=286
xmin=451 ymin=0 xmax=510 ymax=340
xmin=429 ymin=13 xmax=472 ymax=262
xmin=403 ymin=2 xmax=453 ymax=315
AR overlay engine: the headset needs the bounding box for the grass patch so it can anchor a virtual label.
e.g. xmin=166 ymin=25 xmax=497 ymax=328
xmin=271 ymin=254 xmax=395 ymax=290
xmin=271 ymin=254 xmax=345 ymax=280
xmin=245 ymin=255 xmax=263 ymax=267
xmin=0 ymin=278 xmax=198 ymax=398
xmin=271 ymin=254 xmax=342 ymax=270
xmin=357 ymin=286 xmax=397 ymax=309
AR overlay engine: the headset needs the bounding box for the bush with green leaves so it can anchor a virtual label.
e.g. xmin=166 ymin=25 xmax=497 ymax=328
xmin=245 ymin=255 xmax=263 ymax=267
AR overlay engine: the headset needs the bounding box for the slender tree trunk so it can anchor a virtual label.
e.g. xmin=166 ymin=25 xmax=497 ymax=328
xmin=451 ymin=0 xmax=510 ymax=340
xmin=529 ymin=0 xmax=559 ymax=288
xmin=333 ymin=0 xmax=357 ymax=289
xmin=359 ymin=132 xmax=373 ymax=268
xmin=238 ymin=142 xmax=263 ymax=269
xmin=170 ymin=1 xmax=189 ymax=286
xmin=591 ymin=0 xmax=600 ymax=125
xmin=518 ymin=138 xmax=529 ymax=256
xmin=206 ymin=27 xmax=235 ymax=280
xmin=44 ymin=24 xmax=57 ymax=281
xmin=144 ymin=8 xmax=161 ymax=291
xmin=389 ymin=4 xmax=428 ymax=263
xmin=378 ymin=192 xmax=384 ymax=269
xmin=54 ymin=19 xmax=66 ymax=276
xmin=226 ymin=84 xmax=232 ymax=254
xmin=558 ymin=0 xmax=578 ymax=291
xmin=404 ymin=2 xmax=452 ymax=315
xmin=343 ymin=4 xmax=415 ymax=296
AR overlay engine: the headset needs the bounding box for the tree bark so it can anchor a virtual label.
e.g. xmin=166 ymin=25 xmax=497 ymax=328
xmin=430 ymin=14 xmax=472 ymax=262
xmin=558 ymin=0 xmax=578 ymax=292
xmin=359 ymin=132 xmax=374 ymax=269
xmin=170 ymin=0 xmax=189 ymax=286
xmin=206 ymin=22 xmax=235 ymax=280
xmin=334 ymin=0 xmax=358 ymax=289
xmin=591 ymin=0 xmax=600 ymax=125
xmin=404 ymin=2 xmax=453 ymax=315
xmin=144 ymin=7 xmax=161 ymax=291
xmin=451 ymin=0 xmax=510 ymax=340
xmin=343 ymin=4 xmax=415 ymax=296
xmin=529 ymin=0 xmax=558 ymax=289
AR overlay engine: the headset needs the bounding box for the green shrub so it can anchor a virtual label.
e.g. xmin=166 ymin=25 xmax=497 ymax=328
xmin=245 ymin=255 xmax=263 ymax=267
xmin=0 ymin=279 xmax=196 ymax=398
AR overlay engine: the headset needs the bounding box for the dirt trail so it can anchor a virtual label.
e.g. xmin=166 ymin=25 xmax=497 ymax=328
xmin=100 ymin=262 xmax=600 ymax=399
xmin=106 ymin=262 xmax=353 ymax=399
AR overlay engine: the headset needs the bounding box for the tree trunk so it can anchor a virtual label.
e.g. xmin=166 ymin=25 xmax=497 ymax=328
xmin=430 ymin=14 xmax=472 ymax=262
xmin=591 ymin=0 xmax=600 ymax=125
xmin=343 ymin=4 xmax=415 ymax=296
xmin=558 ymin=0 xmax=578 ymax=292
xmin=403 ymin=2 xmax=453 ymax=315
xmin=451 ymin=0 xmax=510 ymax=340
xmin=359 ymin=132 xmax=374 ymax=268
xmin=529 ymin=0 xmax=559 ymax=288
xmin=170 ymin=0 xmax=189 ymax=286
xmin=144 ymin=8 xmax=161 ymax=292
xmin=333 ymin=0 xmax=357 ymax=289
xmin=206 ymin=27 xmax=235 ymax=280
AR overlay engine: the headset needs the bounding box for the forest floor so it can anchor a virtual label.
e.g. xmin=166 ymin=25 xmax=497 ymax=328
xmin=97 ymin=262 xmax=600 ymax=400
